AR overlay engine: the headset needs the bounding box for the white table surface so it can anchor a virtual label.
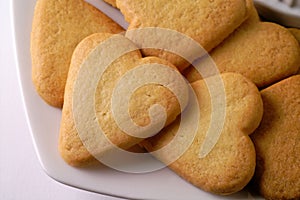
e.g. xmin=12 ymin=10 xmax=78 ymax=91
xmin=0 ymin=1 xmax=121 ymax=199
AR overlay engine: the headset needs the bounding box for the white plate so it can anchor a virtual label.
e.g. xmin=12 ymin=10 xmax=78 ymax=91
xmin=11 ymin=0 xmax=262 ymax=199
xmin=254 ymin=0 xmax=300 ymax=28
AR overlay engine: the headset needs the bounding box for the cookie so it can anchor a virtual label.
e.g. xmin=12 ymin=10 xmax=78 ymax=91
xmin=182 ymin=6 xmax=260 ymax=83
xmin=289 ymin=28 xmax=300 ymax=44
xmin=117 ymin=0 xmax=253 ymax=71
xmin=103 ymin=0 xmax=117 ymax=7
xmin=289 ymin=28 xmax=300 ymax=75
xmin=59 ymin=33 xmax=188 ymax=166
xmin=31 ymin=0 xmax=123 ymax=107
xmin=183 ymin=21 xmax=300 ymax=88
xmin=142 ymin=73 xmax=263 ymax=195
xmin=250 ymin=75 xmax=300 ymax=200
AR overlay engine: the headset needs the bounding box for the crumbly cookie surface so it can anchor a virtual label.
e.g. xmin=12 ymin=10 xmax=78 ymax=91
xmin=289 ymin=28 xmax=300 ymax=75
xmin=183 ymin=20 xmax=300 ymax=87
xmin=59 ymin=33 xmax=186 ymax=166
xmin=117 ymin=0 xmax=253 ymax=71
xmin=31 ymin=0 xmax=123 ymax=107
xmin=142 ymin=73 xmax=263 ymax=195
xmin=289 ymin=28 xmax=300 ymax=43
xmin=251 ymin=75 xmax=300 ymax=200
xmin=182 ymin=6 xmax=260 ymax=83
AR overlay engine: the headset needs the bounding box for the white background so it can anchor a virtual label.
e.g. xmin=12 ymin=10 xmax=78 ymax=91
xmin=0 ymin=1 xmax=121 ymax=199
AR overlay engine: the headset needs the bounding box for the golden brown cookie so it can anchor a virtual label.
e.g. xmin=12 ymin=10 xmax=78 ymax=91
xmin=59 ymin=33 xmax=188 ymax=166
xmin=183 ymin=21 xmax=300 ymax=87
xmin=289 ymin=28 xmax=300 ymax=44
xmin=182 ymin=5 xmax=260 ymax=83
xmin=31 ymin=0 xmax=123 ymax=107
xmin=117 ymin=0 xmax=253 ymax=71
xmin=103 ymin=0 xmax=117 ymax=7
xmin=289 ymin=28 xmax=300 ymax=75
xmin=142 ymin=73 xmax=263 ymax=195
xmin=251 ymin=75 xmax=300 ymax=200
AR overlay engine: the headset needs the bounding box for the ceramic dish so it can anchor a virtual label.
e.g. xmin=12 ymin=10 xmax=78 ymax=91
xmin=254 ymin=0 xmax=300 ymax=28
xmin=11 ymin=0 xmax=263 ymax=199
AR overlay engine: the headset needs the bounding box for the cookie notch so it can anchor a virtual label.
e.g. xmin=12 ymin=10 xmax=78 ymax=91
xmin=142 ymin=73 xmax=263 ymax=195
xmin=59 ymin=33 xmax=188 ymax=167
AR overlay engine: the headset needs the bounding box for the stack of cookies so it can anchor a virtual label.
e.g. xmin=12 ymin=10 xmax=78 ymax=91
xmin=30 ymin=0 xmax=300 ymax=199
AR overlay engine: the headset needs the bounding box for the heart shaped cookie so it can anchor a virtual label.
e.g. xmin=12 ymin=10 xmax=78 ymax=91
xmin=59 ymin=33 xmax=189 ymax=166
xmin=31 ymin=0 xmax=123 ymax=107
xmin=251 ymin=75 xmax=300 ymax=200
xmin=142 ymin=73 xmax=263 ymax=195
xmin=116 ymin=0 xmax=253 ymax=71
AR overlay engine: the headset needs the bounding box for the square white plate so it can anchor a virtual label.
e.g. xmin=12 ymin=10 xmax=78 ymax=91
xmin=11 ymin=0 xmax=261 ymax=199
